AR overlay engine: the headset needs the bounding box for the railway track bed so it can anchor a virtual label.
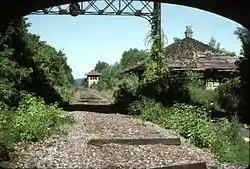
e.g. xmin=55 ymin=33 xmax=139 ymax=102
xmin=76 ymin=90 xmax=111 ymax=105
xmin=2 ymin=111 xmax=219 ymax=168
xmin=1 ymin=90 xmax=248 ymax=169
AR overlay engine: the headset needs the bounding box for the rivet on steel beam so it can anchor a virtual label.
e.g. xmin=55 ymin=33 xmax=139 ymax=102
xmin=98 ymin=10 xmax=104 ymax=14
xmin=134 ymin=10 xmax=142 ymax=16
xmin=116 ymin=10 xmax=122 ymax=15
xmin=59 ymin=9 xmax=67 ymax=15
xmin=81 ymin=10 xmax=85 ymax=14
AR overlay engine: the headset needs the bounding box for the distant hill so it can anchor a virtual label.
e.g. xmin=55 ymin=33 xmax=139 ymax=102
xmin=74 ymin=78 xmax=84 ymax=85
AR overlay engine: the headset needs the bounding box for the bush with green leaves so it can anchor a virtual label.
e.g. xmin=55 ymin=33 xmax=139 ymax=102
xmin=138 ymin=71 xmax=190 ymax=106
xmin=234 ymin=27 xmax=250 ymax=125
xmin=128 ymin=97 xmax=165 ymax=122
xmin=0 ymin=109 xmax=14 ymax=161
xmin=183 ymin=71 xmax=205 ymax=88
xmin=1 ymin=93 xmax=74 ymax=143
xmin=0 ymin=93 xmax=74 ymax=161
xmin=56 ymin=85 xmax=78 ymax=103
xmin=113 ymin=68 xmax=190 ymax=110
xmin=113 ymin=75 xmax=140 ymax=111
xmin=91 ymin=63 xmax=124 ymax=92
xmin=128 ymin=98 xmax=249 ymax=164
xmin=215 ymin=77 xmax=241 ymax=118
xmin=188 ymin=87 xmax=222 ymax=116
xmin=0 ymin=18 xmax=76 ymax=162
xmin=188 ymin=77 xmax=243 ymax=119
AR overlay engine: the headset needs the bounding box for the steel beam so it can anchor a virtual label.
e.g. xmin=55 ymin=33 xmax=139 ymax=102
xmin=30 ymin=0 xmax=159 ymax=23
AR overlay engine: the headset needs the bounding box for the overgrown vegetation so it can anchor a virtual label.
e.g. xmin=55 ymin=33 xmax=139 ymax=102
xmin=234 ymin=27 xmax=250 ymax=124
xmin=1 ymin=93 xmax=74 ymax=143
xmin=90 ymin=26 xmax=250 ymax=164
xmin=0 ymin=18 xmax=75 ymax=162
xmin=128 ymin=98 xmax=249 ymax=164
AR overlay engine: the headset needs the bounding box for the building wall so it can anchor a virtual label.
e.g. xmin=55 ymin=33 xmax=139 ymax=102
xmin=87 ymin=76 xmax=100 ymax=87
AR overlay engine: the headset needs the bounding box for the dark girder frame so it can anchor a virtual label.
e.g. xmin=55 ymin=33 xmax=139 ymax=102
xmin=31 ymin=0 xmax=160 ymax=24
xmin=31 ymin=0 xmax=161 ymax=64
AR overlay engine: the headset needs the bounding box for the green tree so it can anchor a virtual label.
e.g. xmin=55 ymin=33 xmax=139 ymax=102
xmin=183 ymin=71 xmax=205 ymax=88
xmin=234 ymin=27 xmax=250 ymax=124
xmin=208 ymin=37 xmax=236 ymax=57
xmin=91 ymin=48 xmax=149 ymax=92
xmin=0 ymin=18 xmax=35 ymax=107
xmin=120 ymin=48 xmax=148 ymax=69
xmin=93 ymin=63 xmax=124 ymax=91
xmin=0 ymin=17 xmax=75 ymax=161
xmin=0 ymin=17 xmax=74 ymax=106
xmin=208 ymin=37 xmax=217 ymax=48
xmin=215 ymin=77 xmax=241 ymax=117
xmin=94 ymin=61 xmax=109 ymax=73
xmin=215 ymin=42 xmax=221 ymax=51
xmin=173 ymin=37 xmax=182 ymax=43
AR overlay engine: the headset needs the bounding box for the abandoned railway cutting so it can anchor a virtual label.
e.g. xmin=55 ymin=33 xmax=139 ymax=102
xmin=1 ymin=90 xmax=248 ymax=168
xmin=0 ymin=0 xmax=249 ymax=169
xmin=0 ymin=90 xmax=231 ymax=168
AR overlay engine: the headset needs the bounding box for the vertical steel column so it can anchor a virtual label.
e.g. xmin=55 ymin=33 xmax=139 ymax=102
xmin=153 ymin=2 xmax=161 ymax=46
xmin=152 ymin=1 xmax=161 ymax=72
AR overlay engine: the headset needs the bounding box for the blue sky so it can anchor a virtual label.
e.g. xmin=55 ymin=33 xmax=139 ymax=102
xmin=27 ymin=3 xmax=243 ymax=79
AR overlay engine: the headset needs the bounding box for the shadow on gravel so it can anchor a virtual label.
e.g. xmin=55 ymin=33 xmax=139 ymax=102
xmin=89 ymin=162 xmax=207 ymax=169
xmin=87 ymin=138 xmax=181 ymax=146
xmin=62 ymin=103 xmax=123 ymax=113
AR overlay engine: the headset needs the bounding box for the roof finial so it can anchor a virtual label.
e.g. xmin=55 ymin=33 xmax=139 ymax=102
xmin=185 ymin=26 xmax=193 ymax=38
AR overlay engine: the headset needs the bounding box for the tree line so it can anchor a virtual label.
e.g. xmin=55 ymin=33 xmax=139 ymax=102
xmin=0 ymin=18 xmax=75 ymax=162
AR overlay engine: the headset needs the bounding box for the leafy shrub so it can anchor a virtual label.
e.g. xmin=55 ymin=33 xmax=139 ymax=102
xmin=0 ymin=93 xmax=74 ymax=161
xmin=183 ymin=71 xmax=205 ymax=88
xmin=0 ymin=109 xmax=15 ymax=161
xmin=188 ymin=87 xmax=225 ymax=119
xmin=0 ymin=18 xmax=75 ymax=162
xmin=57 ymin=85 xmax=77 ymax=103
xmin=128 ymin=97 xmax=165 ymax=122
xmin=234 ymin=27 xmax=250 ymax=125
xmin=212 ymin=118 xmax=249 ymax=163
xmin=215 ymin=77 xmax=241 ymax=118
xmin=92 ymin=63 xmax=124 ymax=92
xmin=163 ymin=104 xmax=217 ymax=148
xmin=188 ymin=77 xmax=242 ymax=120
xmin=115 ymin=69 xmax=190 ymax=111
xmin=0 ymin=101 xmax=8 ymax=111
xmin=189 ymin=87 xmax=218 ymax=108
xmin=113 ymin=76 xmax=140 ymax=111
xmin=128 ymin=99 xmax=249 ymax=164
xmin=138 ymin=71 xmax=190 ymax=106
xmin=1 ymin=93 xmax=74 ymax=143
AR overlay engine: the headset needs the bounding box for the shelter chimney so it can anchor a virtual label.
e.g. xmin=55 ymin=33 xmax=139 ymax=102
xmin=185 ymin=26 xmax=193 ymax=38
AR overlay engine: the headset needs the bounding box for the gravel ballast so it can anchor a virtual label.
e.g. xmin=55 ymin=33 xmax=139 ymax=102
xmin=1 ymin=111 xmax=221 ymax=168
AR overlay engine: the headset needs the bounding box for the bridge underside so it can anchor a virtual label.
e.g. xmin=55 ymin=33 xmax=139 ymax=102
xmin=0 ymin=1 xmax=249 ymax=31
